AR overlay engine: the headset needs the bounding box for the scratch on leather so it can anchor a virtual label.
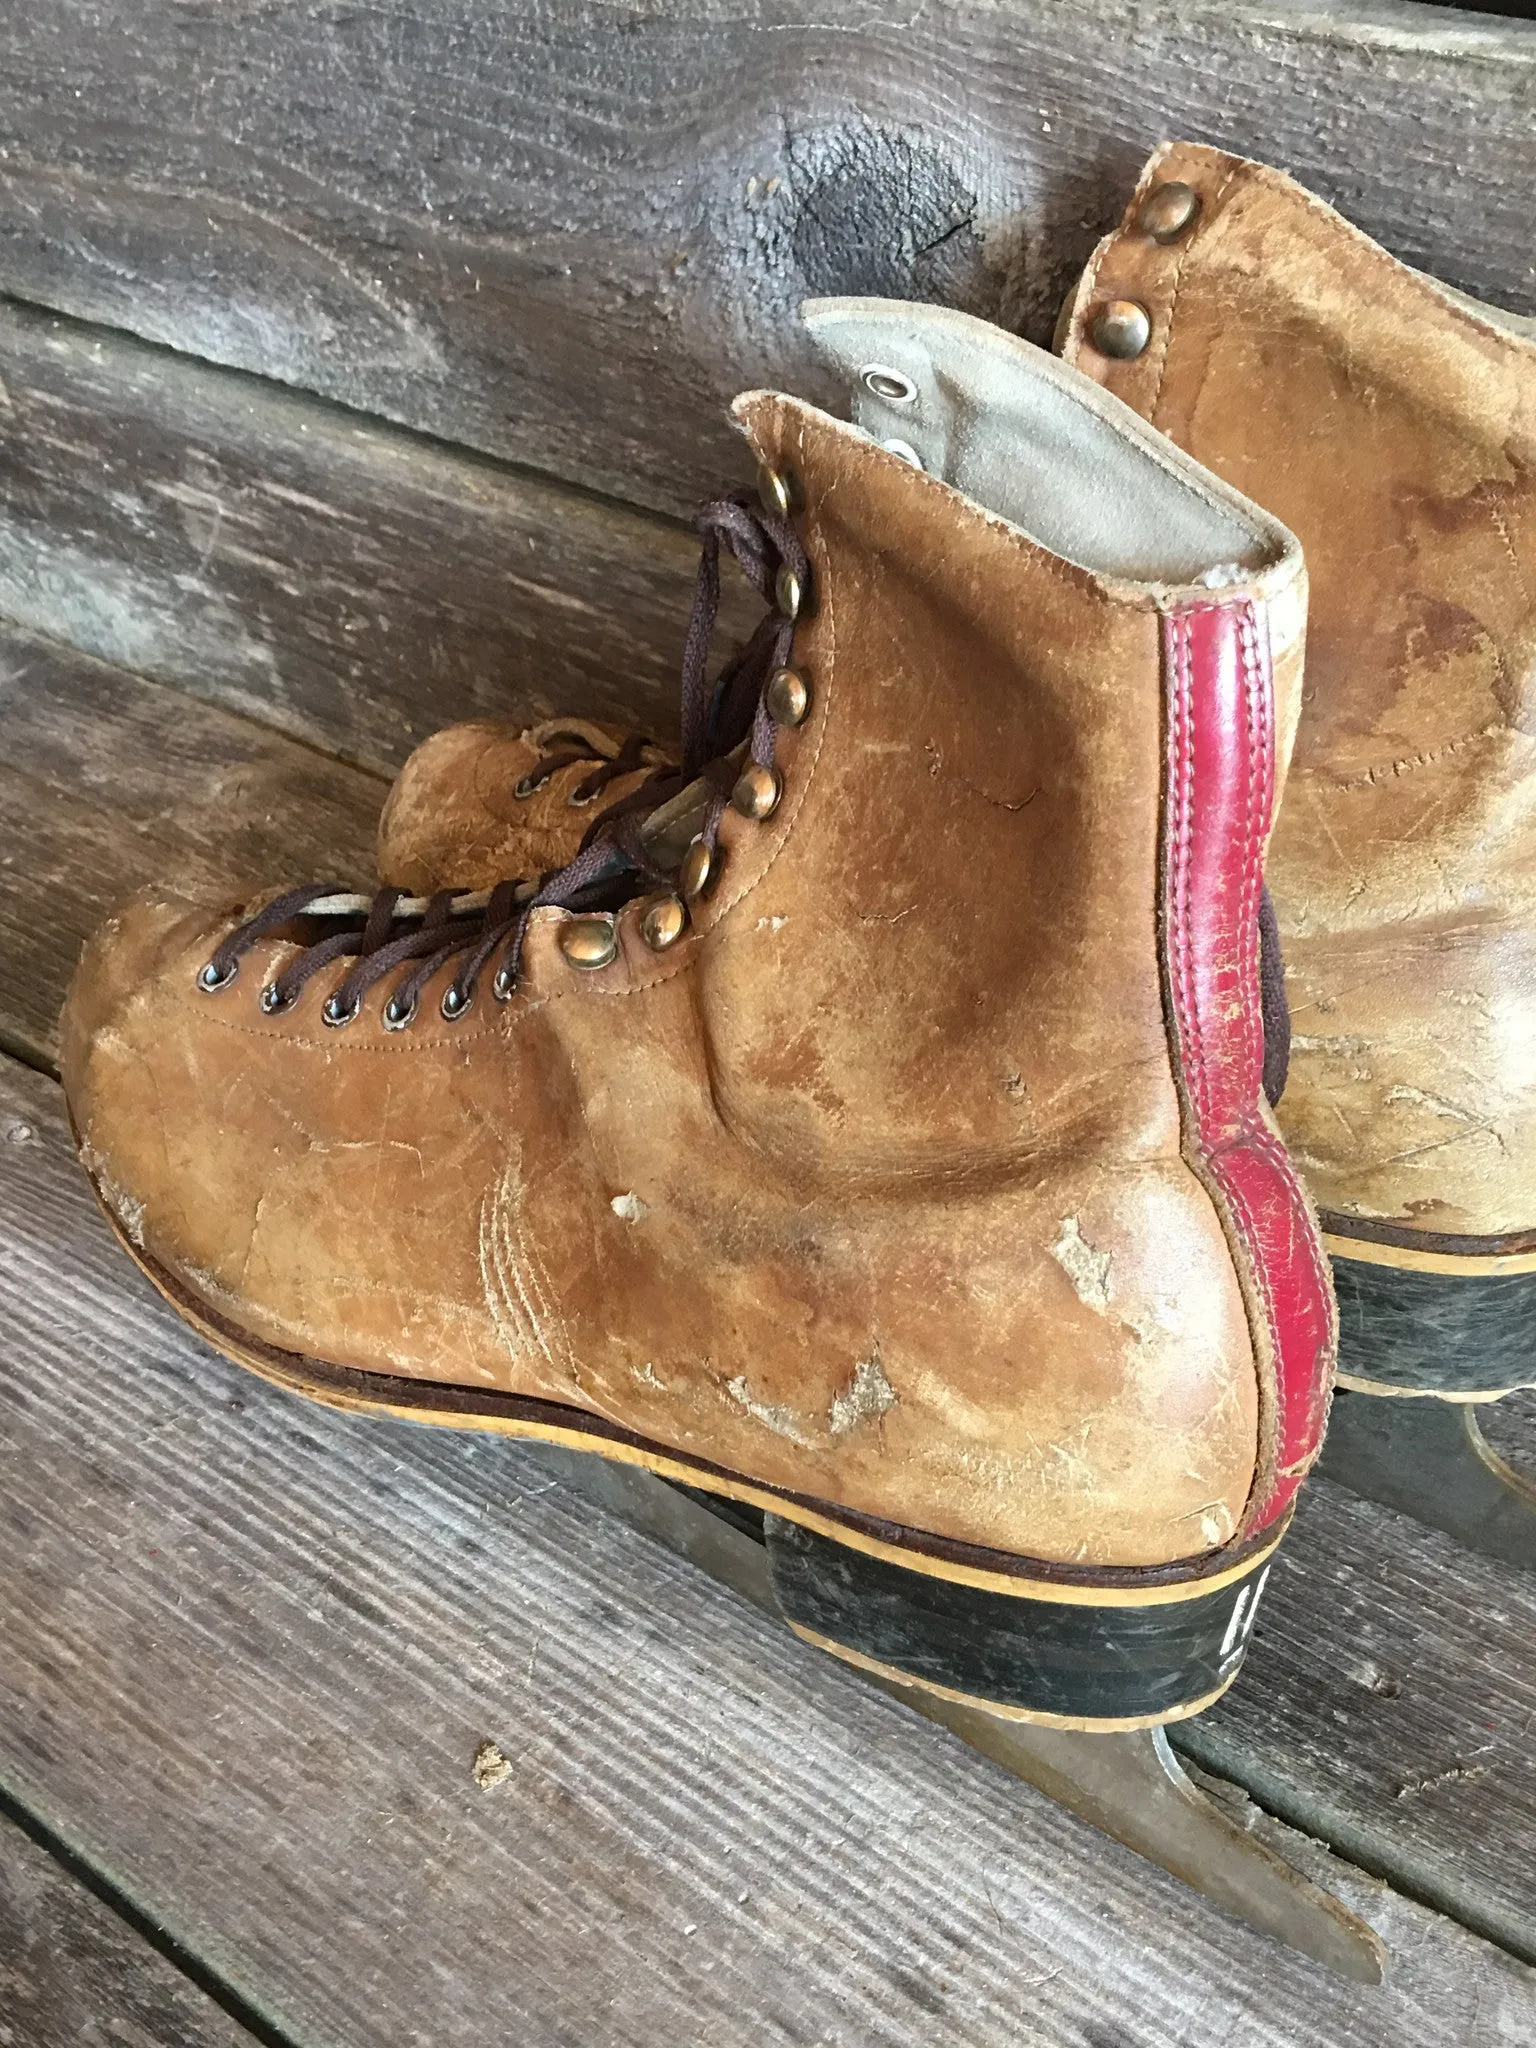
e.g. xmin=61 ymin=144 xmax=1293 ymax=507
xmin=1051 ymin=1216 xmax=1111 ymax=1314
xmin=828 ymin=1348 xmax=897 ymax=1435
xmin=478 ymin=1155 xmax=570 ymax=1375
xmin=725 ymin=1376 xmax=811 ymax=1445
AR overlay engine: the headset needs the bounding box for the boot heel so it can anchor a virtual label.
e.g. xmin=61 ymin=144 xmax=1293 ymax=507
xmin=1332 ymin=1251 xmax=1536 ymax=1398
xmin=762 ymin=1515 xmax=1274 ymax=1730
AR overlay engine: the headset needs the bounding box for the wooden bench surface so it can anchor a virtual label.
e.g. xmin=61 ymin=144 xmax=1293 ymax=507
xmin=2 ymin=1 xmax=1532 ymax=516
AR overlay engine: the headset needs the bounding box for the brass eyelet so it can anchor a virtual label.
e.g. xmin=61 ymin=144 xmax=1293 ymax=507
xmin=860 ymin=364 xmax=917 ymax=406
xmin=1138 ymin=181 xmax=1201 ymax=244
xmin=679 ymin=837 xmax=716 ymax=903
xmin=639 ymin=894 xmax=687 ymax=953
xmin=559 ymin=916 xmax=619 ymax=971
xmin=775 ymin=563 xmax=806 ymax=619
xmin=382 ymin=991 xmax=418 ymax=1032
xmin=1089 ymin=300 xmax=1152 ymax=361
xmin=732 ymin=763 xmax=782 ymax=821
xmin=757 ymin=463 xmax=799 ymax=519
xmin=765 ymin=666 xmax=809 ymax=727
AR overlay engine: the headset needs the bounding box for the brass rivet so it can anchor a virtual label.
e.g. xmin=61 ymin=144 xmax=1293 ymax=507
xmin=639 ymin=894 xmax=688 ymax=952
xmin=757 ymin=463 xmax=798 ymax=519
xmin=775 ymin=563 xmax=805 ymax=619
xmin=1089 ymin=299 xmax=1152 ymax=361
xmin=558 ymin=915 xmax=618 ymax=970
xmin=765 ymin=666 xmax=810 ymax=727
xmin=732 ymin=763 xmax=782 ymax=821
xmin=1138 ymin=181 xmax=1201 ymax=244
xmin=679 ymin=837 xmax=716 ymax=902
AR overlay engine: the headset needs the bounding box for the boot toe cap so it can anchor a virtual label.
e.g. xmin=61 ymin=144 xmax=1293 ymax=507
xmin=62 ymin=882 xmax=290 ymax=1294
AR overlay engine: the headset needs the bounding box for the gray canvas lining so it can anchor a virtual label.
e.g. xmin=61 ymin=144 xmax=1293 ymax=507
xmin=803 ymin=297 xmax=1281 ymax=587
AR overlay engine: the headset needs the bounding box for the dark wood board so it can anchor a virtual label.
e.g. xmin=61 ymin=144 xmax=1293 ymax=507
xmin=1 ymin=1053 xmax=1533 ymax=2046
xmin=0 ymin=1807 xmax=260 ymax=2048
xmin=0 ymin=2 xmax=1532 ymax=516
xmin=0 ymin=622 xmax=383 ymax=1067
xmin=0 ymin=300 xmax=710 ymax=774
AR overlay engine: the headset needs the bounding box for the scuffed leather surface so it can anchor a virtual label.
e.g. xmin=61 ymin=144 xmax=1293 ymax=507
xmin=64 ymin=398 xmax=1274 ymax=1569
xmin=1063 ymin=142 xmax=1536 ymax=1238
xmin=376 ymin=717 xmax=673 ymax=892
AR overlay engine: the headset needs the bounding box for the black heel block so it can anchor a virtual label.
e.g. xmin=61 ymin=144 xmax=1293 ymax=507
xmin=1332 ymin=1252 xmax=1536 ymax=1397
xmin=762 ymin=1514 xmax=1277 ymax=1729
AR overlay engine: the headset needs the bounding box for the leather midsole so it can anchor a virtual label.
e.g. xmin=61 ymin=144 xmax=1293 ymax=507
xmin=1324 ymin=1230 xmax=1536 ymax=1278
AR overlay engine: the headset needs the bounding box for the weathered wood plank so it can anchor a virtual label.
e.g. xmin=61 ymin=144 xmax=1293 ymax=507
xmin=1 ymin=1053 xmax=1533 ymax=2044
xmin=0 ymin=300 xmax=703 ymax=773
xmin=1184 ymin=1476 xmax=1536 ymax=1964
xmin=0 ymin=623 xmax=383 ymax=1066
xmin=0 ymin=1807 xmax=262 ymax=2048
xmin=1 ymin=2 xmax=1531 ymax=517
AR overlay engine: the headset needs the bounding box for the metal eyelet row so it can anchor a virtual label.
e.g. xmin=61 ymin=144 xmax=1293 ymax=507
xmin=1085 ymin=180 xmax=1201 ymax=364
xmin=195 ymin=954 xmax=473 ymax=1031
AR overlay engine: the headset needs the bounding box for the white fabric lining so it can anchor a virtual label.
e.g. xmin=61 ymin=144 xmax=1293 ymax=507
xmin=803 ymin=296 xmax=1290 ymax=589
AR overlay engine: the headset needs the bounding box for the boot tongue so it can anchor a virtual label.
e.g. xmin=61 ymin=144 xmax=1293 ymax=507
xmin=637 ymin=743 xmax=749 ymax=868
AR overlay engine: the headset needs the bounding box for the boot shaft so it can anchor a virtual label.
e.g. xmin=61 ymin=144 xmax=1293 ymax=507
xmin=698 ymin=305 xmax=1306 ymax=1184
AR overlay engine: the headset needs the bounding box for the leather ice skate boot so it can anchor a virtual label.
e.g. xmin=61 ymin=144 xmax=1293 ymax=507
xmin=1057 ymin=144 xmax=1536 ymax=1563
xmin=62 ymin=303 xmax=1329 ymax=1730
xmin=376 ymin=716 xmax=675 ymax=894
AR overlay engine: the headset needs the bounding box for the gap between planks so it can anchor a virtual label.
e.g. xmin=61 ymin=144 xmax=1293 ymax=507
xmin=0 ymin=1799 xmax=274 ymax=2048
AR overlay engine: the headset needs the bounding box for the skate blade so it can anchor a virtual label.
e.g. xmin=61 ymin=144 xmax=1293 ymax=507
xmin=1319 ymin=1388 xmax=1536 ymax=1570
xmin=516 ymin=1439 xmax=1387 ymax=1983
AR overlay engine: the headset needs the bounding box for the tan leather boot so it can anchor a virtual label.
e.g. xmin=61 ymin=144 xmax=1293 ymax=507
xmin=62 ymin=304 xmax=1329 ymax=1729
xmin=1055 ymin=144 xmax=1536 ymax=1417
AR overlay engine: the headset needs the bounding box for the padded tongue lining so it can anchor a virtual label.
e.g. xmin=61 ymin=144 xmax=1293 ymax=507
xmin=803 ymin=298 xmax=1274 ymax=587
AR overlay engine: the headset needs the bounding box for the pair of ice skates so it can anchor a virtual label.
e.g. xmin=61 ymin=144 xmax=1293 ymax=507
xmin=62 ymin=145 xmax=1536 ymax=1978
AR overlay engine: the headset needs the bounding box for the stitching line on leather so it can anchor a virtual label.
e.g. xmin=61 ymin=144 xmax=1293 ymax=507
xmin=1235 ymin=601 xmax=1268 ymax=1087
xmin=1145 ymin=158 xmax=1244 ymax=429
xmin=1169 ymin=612 xmax=1211 ymax=1130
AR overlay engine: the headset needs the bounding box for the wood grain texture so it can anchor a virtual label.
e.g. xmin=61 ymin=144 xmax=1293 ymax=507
xmin=1184 ymin=1473 xmax=1536 ymax=1965
xmin=0 ymin=301 xmax=707 ymax=774
xmin=2 ymin=1054 xmax=1534 ymax=2044
xmin=1 ymin=2 xmax=1532 ymax=516
xmin=0 ymin=1809 xmax=259 ymax=2048
xmin=0 ymin=622 xmax=383 ymax=1066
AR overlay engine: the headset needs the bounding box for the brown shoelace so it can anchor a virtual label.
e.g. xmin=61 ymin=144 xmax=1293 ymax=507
xmin=197 ymin=490 xmax=810 ymax=1029
xmin=513 ymin=728 xmax=666 ymax=808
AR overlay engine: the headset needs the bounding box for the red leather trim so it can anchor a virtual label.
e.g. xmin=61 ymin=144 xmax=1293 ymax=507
xmin=1163 ymin=601 xmax=1335 ymax=1536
